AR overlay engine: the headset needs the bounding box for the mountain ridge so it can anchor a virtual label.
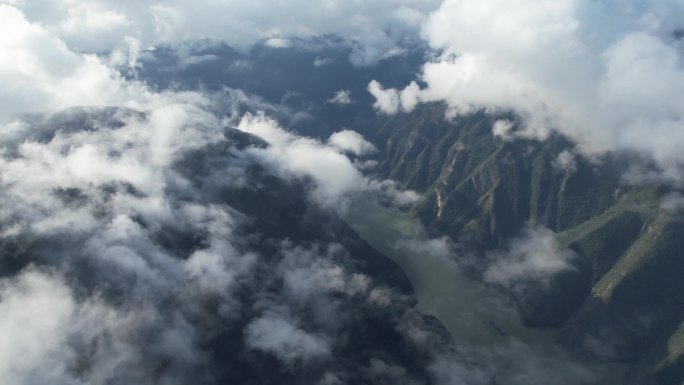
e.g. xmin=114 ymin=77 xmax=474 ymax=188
xmin=362 ymin=103 xmax=684 ymax=385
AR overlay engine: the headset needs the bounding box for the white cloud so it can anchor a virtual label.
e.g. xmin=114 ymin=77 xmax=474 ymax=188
xmin=399 ymin=81 xmax=422 ymax=112
xmin=0 ymin=5 xmax=150 ymax=121
xmin=0 ymin=5 xmax=482 ymax=380
xmin=492 ymin=120 xmax=515 ymax=140
xmin=3 ymin=1 xmax=442 ymax=66
xmin=237 ymin=113 xmax=366 ymax=207
xmin=369 ymin=0 xmax=684 ymax=181
xmin=368 ymin=179 xmax=420 ymax=207
xmin=0 ymin=268 xmax=205 ymax=385
xmin=0 ymin=96 xmax=431 ymax=382
xmin=237 ymin=112 xmax=416 ymax=209
xmin=368 ymin=80 xmax=400 ymax=114
xmin=280 ymin=246 xmax=372 ymax=303
xmin=245 ymin=313 xmax=331 ymax=367
xmin=328 ymin=89 xmax=352 ymax=105
xmin=484 ymin=226 xmax=577 ymax=289
xmin=55 ymin=3 xmax=131 ymax=51
xmin=264 ymin=37 xmax=291 ymax=48
xmin=328 ymin=130 xmax=376 ymax=155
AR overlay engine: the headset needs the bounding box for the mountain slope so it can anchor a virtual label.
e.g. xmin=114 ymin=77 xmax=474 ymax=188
xmin=364 ymin=104 xmax=684 ymax=385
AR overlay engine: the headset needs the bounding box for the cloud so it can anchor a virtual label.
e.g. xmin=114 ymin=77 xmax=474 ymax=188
xmin=236 ymin=112 xmax=417 ymax=209
xmin=0 ymin=73 xmax=450 ymax=381
xmin=0 ymin=91 xmax=261 ymax=383
xmin=368 ymin=80 xmax=400 ymax=114
xmin=0 ymin=269 xmax=75 ymax=385
xmin=396 ymin=237 xmax=454 ymax=261
xmin=484 ymin=226 xmax=577 ymax=289
xmin=313 ymin=57 xmax=334 ymax=67
xmin=369 ymin=0 xmax=684 ymax=182
xmin=0 ymin=5 xmax=151 ymax=121
xmin=328 ymin=89 xmax=352 ymax=105
xmin=0 ymin=2 xmax=619 ymax=383
xmin=264 ymin=38 xmax=291 ymax=49
xmin=0 ymin=268 xmax=208 ymax=385
xmin=280 ymin=246 xmax=372 ymax=302
xmin=237 ymin=113 xmax=367 ymax=208
xmin=4 ymin=1 xmax=442 ymax=66
xmin=328 ymin=130 xmax=376 ymax=155
xmin=659 ymin=192 xmax=684 ymax=212
xmin=552 ymin=150 xmax=578 ymax=173
xmin=245 ymin=312 xmax=332 ymax=367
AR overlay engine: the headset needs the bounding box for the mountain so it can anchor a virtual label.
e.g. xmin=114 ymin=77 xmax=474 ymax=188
xmin=133 ymin=43 xmax=684 ymax=383
xmin=0 ymin=107 xmax=473 ymax=385
xmin=362 ymin=103 xmax=684 ymax=385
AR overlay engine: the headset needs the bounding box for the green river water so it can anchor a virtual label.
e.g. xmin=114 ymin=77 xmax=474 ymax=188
xmin=343 ymin=197 xmax=627 ymax=385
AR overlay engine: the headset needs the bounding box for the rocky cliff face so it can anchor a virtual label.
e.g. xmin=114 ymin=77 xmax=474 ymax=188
xmin=364 ymin=103 xmax=684 ymax=385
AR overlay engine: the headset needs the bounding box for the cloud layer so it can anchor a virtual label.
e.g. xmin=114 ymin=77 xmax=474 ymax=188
xmin=370 ymin=0 xmax=684 ymax=181
xmin=0 ymin=8 xmax=447 ymax=383
xmin=2 ymin=1 xmax=441 ymax=66
xmin=0 ymin=94 xmax=458 ymax=384
xmin=0 ymin=5 xmax=154 ymax=121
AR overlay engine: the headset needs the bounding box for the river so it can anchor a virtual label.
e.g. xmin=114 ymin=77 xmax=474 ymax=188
xmin=343 ymin=197 xmax=627 ymax=385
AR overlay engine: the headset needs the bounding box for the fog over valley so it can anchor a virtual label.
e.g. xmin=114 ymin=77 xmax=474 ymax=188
xmin=1 ymin=1 xmax=684 ymax=384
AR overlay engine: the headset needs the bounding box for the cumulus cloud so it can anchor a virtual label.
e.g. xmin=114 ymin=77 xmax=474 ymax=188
xmin=368 ymin=80 xmax=400 ymax=114
xmin=0 ymin=270 xmax=75 ymax=385
xmin=484 ymin=226 xmax=578 ymax=289
xmin=0 ymin=5 xmax=151 ymax=121
xmin=0 ymin=3 xmax=434 ymax=369
xmin=328 ymin=89 xmax=352 ymax=105
xmin=328 ymin=130 xmax=376 ymax=155
xmin=0 ymin=46 xmax=454 ymax=378
xmin=369 ymin=0 xmax=684 ymax=182
xmin=0 ymin=2 xmax=621 ymax=383
xmin=0 ymin=268 xmax=208 ymax=385
xmin=3 ymin=1 xmax=442 ymax=66
xmin=0 ymin=86 xmax=256 ymax=382
xmin=492 ymin=120 xmax=515 ymax=140
xmin=263 ymin=37 xmax=291 ymax=49
xmin=237 ymin=113 xmax=416 ymax=209
xmin=0 ymin=98 xmax=452 ymax=384
xmin=237 ymin=113 xmax=367 ymax=207
xmin=396 ymin=237 xmax=454 ymax=261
